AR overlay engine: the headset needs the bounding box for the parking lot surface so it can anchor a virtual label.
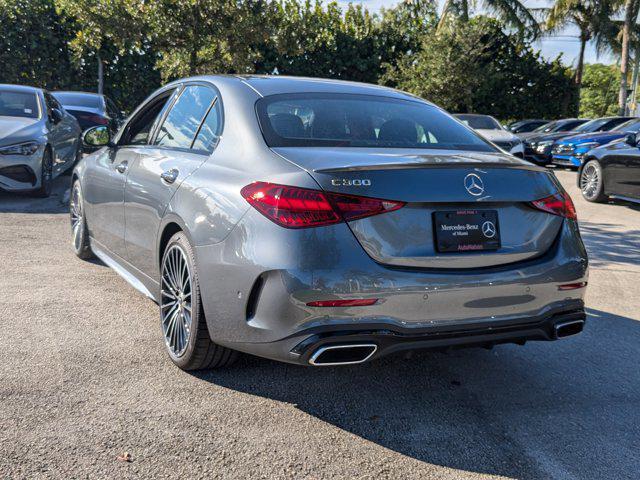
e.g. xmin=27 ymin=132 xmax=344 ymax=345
xmin=1 ymin=170 xmax=639 ymax=479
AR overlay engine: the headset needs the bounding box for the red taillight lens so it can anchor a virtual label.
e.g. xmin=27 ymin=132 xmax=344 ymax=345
xmin=241 ymin=182 xmax=405 ymax=228
xmin=306 ymin=299 xmax=379 ymax=307
xmin=530 ymin=191 xmax=577 ymax=219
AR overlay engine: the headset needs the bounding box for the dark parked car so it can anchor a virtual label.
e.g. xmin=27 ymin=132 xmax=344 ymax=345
xmin=578 ymin=132 xmax=640 ymax=203
xmin=523 ymin=118 xmax=616 ymax=166
xmin=52 ymin=91 xmax=124 ymax=137
xmin=551 ymin=117 xmax=637 ymax=167
xmin=507 ymin=119 xmax=548 ymax=134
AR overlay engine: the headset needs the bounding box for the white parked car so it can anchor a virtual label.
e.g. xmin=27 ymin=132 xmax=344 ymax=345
xmin=455 ymin=114 xmax=524 ymax=158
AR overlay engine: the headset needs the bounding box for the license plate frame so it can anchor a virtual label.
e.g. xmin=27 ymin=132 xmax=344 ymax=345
xmin=433 ymin=209 xmax=501 ymax=253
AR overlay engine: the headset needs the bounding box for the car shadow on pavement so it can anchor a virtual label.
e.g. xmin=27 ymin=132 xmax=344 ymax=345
xmin=193 ymin=307 xmax=640 ymax=479
xmin=0 ymin=175 xmax=69 ymax=214
xmin=579 ymin=221 xmax=640 ymax=268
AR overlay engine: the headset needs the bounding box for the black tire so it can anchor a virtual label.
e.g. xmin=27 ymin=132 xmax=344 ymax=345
xmin=160 ymin=232 xmax=238 ymax=370
xmin=33 ymin=148 xmax=53 ymax=198
xmin=580 ymin=159 xmax=608 ymax=203
xmin=70 ymin=180 xmax=94 ymax=259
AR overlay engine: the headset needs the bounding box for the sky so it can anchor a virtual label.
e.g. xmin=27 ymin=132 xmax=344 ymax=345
xmin=339 ymin=0 xmax=618 ymax=67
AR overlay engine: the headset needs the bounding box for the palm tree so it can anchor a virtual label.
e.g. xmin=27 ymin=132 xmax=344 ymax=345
xmin=616 ymin=0 xmax=640 ymax=114
xmin=437 ymin=0 xmax=540 ymax=37
xmin=545 ymin=0 xmax=617 ymax=108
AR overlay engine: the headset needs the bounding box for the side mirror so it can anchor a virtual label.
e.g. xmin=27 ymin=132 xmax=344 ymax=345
xmin=83 ymin=125 xmax=111 ymax=148
xmin=625 ymin=132 xmax=638 ymax=147
xmin=50 ymin=108 xmax=63 ymax=124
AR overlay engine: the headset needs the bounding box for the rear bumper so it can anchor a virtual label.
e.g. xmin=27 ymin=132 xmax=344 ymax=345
xmin=224 ymin=302 xmax=586 ymax=365
xmin=196 ymin=207 xmax=589 ymax=365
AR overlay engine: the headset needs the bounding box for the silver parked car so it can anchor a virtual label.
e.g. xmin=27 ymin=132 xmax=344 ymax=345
xmin=0 ymin=84 xmax=82 ymax=197
xmin=71 ymin=76 xmax=588 ymax=369
xmin=455 ymin=114 xmax=525 ymax=158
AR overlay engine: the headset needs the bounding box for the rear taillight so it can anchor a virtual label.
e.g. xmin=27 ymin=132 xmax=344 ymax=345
xmin=530 ymin=191 xmax=577 ymax=219
xmin=240 ymin=182 xmax=405 ymax=229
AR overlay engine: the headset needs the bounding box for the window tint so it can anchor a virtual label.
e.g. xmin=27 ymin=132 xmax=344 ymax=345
xmin=192 ymin=99 xmax=222 ymax=152
xmin=44 ymin=92 xmax=62 ymax=111
xmin=257 ymin=94 xmax=494 ymax=152
xmin=0 ymin=90 xmax=39 ymax=118
xmin=124 ymin=91 xmax=175 ymax=146
xmin=154 ymin=85 xmax=216 ymax=149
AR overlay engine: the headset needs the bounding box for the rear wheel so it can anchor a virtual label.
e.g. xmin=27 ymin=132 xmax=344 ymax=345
xmin=580 ymin=160 xmax=607 ymax=203
xmin=70 ymin=180 xmax=93 ymax=259
xmin=160 ymin=232 xmax=238 ymax=370
xmin=33 ymin=148 xmax=53 ymax=198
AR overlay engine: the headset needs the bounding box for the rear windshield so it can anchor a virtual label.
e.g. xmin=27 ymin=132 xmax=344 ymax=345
xmin=256 ymin=94 xmax=496 ymax=152
xmin=0 ymin=90 xmax=39 ymax=118
xmin=53 ymin=92 xmax=102 ymax=109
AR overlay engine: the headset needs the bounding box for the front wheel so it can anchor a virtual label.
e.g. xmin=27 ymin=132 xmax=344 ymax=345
xmin=580 ymin=160 xmax=608 ymax=203
xmin=70 ymin=180 xmax=94 ymax=259
xmin=160 ymin=232 xmax=238 ymax=370
xmin=32 ymin=148 xmax=53 ymax=198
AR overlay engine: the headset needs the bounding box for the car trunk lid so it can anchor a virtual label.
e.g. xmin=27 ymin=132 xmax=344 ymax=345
xmin=273 ymin=147 xmax=565 ymax=269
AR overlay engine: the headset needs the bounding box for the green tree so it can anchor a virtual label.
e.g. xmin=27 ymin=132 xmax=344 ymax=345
xmin=0 ymin=0 xmax=75 ymax=88
xmin=580 ymin=63 xmax=621 ymax=116
xmin=383 ymin=16 xmax=576 ymax=119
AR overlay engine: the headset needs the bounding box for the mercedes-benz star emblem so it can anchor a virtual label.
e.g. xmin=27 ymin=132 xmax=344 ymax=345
xmin=464 ymin=173 xmax=484 ymax=196
xmin=482 ymin=221 xmax=496 ymax=238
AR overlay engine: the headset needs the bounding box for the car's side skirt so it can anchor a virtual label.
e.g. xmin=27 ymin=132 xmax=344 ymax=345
xmin=610 ymin=194 xmax=640 ymax=205
xmin=90 ymin=237 xmax=159 ymax=303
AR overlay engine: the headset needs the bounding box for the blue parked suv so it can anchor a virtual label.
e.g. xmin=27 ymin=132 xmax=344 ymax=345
xmin=551 ymin=116 xmax=635 ymax=167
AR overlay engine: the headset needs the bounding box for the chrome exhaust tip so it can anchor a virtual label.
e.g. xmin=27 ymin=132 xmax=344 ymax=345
xmin=309 ymin=344 xmax=377 ymax=366
xmin=554 ymin=319 xmax=585 ymax=339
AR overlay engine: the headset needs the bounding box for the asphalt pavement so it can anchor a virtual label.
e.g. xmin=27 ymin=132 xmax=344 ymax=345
xmin=1 ymin=170 xmax=639 ymax=479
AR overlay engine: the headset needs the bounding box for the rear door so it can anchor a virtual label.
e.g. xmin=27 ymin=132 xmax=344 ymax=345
xmin=124 ymin=83 xmax=222 ymax=279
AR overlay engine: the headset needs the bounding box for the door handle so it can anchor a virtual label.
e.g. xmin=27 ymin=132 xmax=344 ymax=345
xmin=160 ymin=169 xmax=179 ymax=184
xmin=115 ymin=161 xmax=128 ymax=174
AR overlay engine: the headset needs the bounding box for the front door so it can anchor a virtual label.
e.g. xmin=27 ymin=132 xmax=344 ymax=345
xmin=124 ymin=84 xmax=218 ymax=279
xmin=86 ymin=88 xmax=178 ymax=258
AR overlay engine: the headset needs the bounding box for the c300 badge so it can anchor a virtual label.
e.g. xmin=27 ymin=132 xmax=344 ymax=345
xmin=331 ymin=178 xmax=371 ymax=186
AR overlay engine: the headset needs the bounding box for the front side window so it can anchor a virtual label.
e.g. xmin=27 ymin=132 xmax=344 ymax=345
xmin=256 ymin=94 xmax=495 ymax=152
xmin=154 ymin=85 xmax=217 ymax=149
xmin=0 ymin=90 xmax=39 ymax=119
xmin=122 ymin=90 xmax=176 ymax=146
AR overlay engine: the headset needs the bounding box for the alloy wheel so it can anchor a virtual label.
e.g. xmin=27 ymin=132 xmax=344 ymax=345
xmin=70 ymin=183 xmax=84 ymax=251
xmin=580 ymin=163 xmax=600 ymax=200
xmin=161 ymin=245 xmax=193 ymax=357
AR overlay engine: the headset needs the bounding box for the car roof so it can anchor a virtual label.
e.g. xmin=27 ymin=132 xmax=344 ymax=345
xmin=176 ymin=75 xmax=428 ymax=103
xmin=0 ymin=84 xmax=41 ymax=94
xmin=53 ymin=90 xmax=103 ymax=98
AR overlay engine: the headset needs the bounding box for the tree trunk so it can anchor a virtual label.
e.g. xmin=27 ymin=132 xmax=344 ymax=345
xmin=574 ymin=34 xmax=587 ymax=114
xmin=619 ymin=0 xmax=634 ymax=115
xmin=97 ymin=51 xmax=103 ymax=95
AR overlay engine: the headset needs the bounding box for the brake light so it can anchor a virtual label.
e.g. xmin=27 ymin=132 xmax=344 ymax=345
xmin=241 ymin=182 xmax=405 ymax=228
xmin=530 ymin=191 xmax=577 ymax=219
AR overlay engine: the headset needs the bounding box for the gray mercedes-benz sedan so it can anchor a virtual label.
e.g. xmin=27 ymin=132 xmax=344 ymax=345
xmin=0 ymin=84 xmax=82 ymax=197
xmin=70 ymin=75 xmax=588 ymax=369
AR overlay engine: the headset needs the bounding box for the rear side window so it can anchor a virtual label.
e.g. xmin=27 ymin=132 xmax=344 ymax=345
xmin=154 ymin=85 xmax=216 ymax=149
xmin=256 ymin=93 xmax=495 ymax=152
xmin=192 ymin=98 xmax=222 ymax=152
